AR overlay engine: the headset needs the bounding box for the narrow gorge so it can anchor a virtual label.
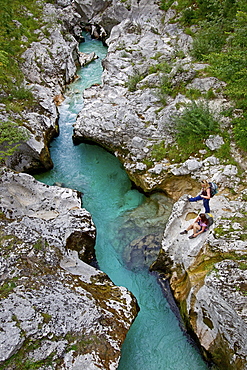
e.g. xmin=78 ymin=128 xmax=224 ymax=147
xmin=35 ymin=34 xmax=208 ymax=369
xmin=0 ymin=0 xmax=246 ymax=369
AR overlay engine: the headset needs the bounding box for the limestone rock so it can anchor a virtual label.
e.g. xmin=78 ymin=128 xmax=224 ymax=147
xmin=72 ymin=1 xmax=232 ymax=195
xmin=151 ymin=195 xmax=247 ymax=369
xmin=3 ymin=2 xmax=82 ymax=174
xmin=79 ymin=51 xmax=98 ymax=67
xmin=0 ymin=169 xmax=138 ymax=369
xmin=3 ymin=0 xmax=247 ymax=368
xmin=205 ymin=135 xmax=225 ymax=151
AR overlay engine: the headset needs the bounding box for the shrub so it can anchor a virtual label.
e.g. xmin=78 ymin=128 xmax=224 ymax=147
xmin=232 ymin=114 xmax=247 ymax=151
xmin=0 ymin=121 xmax=29 ymax=163
xmin=191 ymin=22 xmax=228 ymax=60
xmin=0 ymin=0 xmax=49 ymax=104
xmin=159 ymin=0 xmax=174 ymax=11
xmin=159 ymin=0 xmax=247 ymax=155
xmin=151 ymin=141 xmax=167 ymax=161
xmin=126 ymin=72 xmax=144 ymax=92
xmin=206 ymin=10 xmax=247 ymax=150
xmin=174 ymin=100 xmax=219 ymax=154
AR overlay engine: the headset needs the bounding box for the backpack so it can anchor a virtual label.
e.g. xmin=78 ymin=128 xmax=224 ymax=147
xmin=209 ymin=182 xmax=218 ymax=197
xmin=205 ymin=213 xmax=214 ymax=227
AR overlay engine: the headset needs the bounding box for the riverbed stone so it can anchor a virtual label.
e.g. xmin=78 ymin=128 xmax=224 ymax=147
xmin=79 ymin=51 xmax=98 ymax=66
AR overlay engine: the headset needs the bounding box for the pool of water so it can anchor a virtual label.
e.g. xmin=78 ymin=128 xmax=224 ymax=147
xmin=35 ymin=34 xmax=208 ymax=370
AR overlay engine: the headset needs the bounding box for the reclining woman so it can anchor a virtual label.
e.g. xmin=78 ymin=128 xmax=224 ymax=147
xmin=180 ymin=213 xmax=209 ymax=239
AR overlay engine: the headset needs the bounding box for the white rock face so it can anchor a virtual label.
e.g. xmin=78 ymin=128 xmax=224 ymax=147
xmin=153 ymin=195 xmax=247 ymax=369
xmin=72 ymin=0 xmax=232 ymax=195
xmin=2 ymin=0 xmax=247 ymax=368
xmin=71 ymin=3 xmax=247 ymax=365
xmin=0 ymin=169 xmax=138 ymax=369
xmin=3 ymin=2 xmax=82 ymax=173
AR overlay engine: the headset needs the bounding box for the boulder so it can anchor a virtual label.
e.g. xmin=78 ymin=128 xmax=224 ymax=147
xmin=205 ymin=135 xmax=225 ymax=151
xmin=79 ymin=51 xmax=98 ymax=67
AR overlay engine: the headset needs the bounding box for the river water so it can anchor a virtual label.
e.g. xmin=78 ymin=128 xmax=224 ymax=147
xmin=35 ymin=34 xmax=208 ymax=370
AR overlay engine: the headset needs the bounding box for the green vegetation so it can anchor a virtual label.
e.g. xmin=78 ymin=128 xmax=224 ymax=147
xmin=126 ymin=72 xmax=145 ymax=92
xmin=239 ymin=262 xmax=247 ymax=270
xmin=151 ymin=140 xmax=167 ymax=161
xmin=174 ymin=100 xmax=219 ymax=157
xmin=41 ymin=312 xmax=52 ymax=323
xmin=0 ymin=0 xmax=54 ymax=160
xmin=0 ymin=0 xmax=44 ymax=101
xmin=214 ymin=212 xmax=247 ymax=240
xmin=0 ymin=120 xmax=29 ymax=163
xmin=0 ymin=338 xmax=56 ymax=370
xmin=159 ymin=0 xmax=247 ymax=152
xmin=0 ymin=279 xmax=18 ymax=298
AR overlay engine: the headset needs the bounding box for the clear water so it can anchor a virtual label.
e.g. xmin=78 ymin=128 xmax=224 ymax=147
xmin=35 ymin=34 xmax=208 ymax=370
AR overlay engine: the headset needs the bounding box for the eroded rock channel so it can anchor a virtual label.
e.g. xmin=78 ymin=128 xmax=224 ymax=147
xmin=0 ymin=0 xmax=246 ymax=369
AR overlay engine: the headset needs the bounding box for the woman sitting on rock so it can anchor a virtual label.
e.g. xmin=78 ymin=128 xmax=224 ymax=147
xmin=188 ymin=179 xmax=211 ymax=213
xmin=180 ymin=213 xmax=209 ymax=239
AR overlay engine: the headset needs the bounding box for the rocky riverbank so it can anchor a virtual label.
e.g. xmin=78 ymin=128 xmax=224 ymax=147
xmin=1 ymin=0 xmax=247 ymax=369
xmin=72 ymin=0 xmax=247 ymax=368
xmin=0 ymin=2 xmax=140 ymax=368
xmin=0 ymin=168 xmax=138 ymax=369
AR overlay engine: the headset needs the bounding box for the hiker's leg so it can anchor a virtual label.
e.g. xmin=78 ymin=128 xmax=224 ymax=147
xmin=203 ymin=199 xmax=210 ymax=213
xmin=181 ymin=223 xmax=194 ymax=234
xmin=192 ymin=223 xmax=200 ymax=234
xmin=187 ymin=224 xmax=193 ymax=231
xmin=189 ymin=195 xmax=203 ymax=202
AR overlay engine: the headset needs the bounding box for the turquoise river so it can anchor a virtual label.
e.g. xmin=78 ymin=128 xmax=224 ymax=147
xmin=35 ymin=34 xmax=208 ymax=370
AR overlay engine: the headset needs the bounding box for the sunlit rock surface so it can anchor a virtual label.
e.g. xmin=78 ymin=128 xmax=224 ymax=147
xmin=2 ymin=2 xmax=82 ymax=173
xmin=71 ymin=3 xmax=247 ymax=365
xmin=2 ymin=0 xmax=247 ymax=368
xmin=72 ymin=0 xmax=230 ymax=197
xmin=151 ymin=195 xmax=247 ymax=369
xmin=0 ymin=169 xmax=138 ymax=369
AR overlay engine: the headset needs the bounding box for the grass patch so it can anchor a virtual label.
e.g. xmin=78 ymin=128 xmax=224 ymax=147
xmin=0 ymin=120 xmax=29 ymax=163
xmin=0 ymin=278 xmax=18 ymax=298
xmin=151 ymin=141 xmax=167 ymax=161
xmin=239 ymin=262 xmax=247 ymax=270
xmin=0 ymin=0 xmax=45 ymax=101
xmin=0 ymin=0 xmax=56 ymax=160
xmin=158 ymin=0 xmax=247 ymax=157
xmin=174 ymin=100 xmax=219 ymax=158
xmin=126 ymin=72 xmax=144 ymax=92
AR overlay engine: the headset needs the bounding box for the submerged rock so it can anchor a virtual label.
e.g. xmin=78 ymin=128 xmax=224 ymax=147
xmin=79 ymin=51 xmax=98 ymax=66
xmin=0 ymin=169 xmax=138 ymax=369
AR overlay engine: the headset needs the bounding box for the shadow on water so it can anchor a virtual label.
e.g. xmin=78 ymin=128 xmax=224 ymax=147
xmin=35 ymin=33 xmax=209 ymax=370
